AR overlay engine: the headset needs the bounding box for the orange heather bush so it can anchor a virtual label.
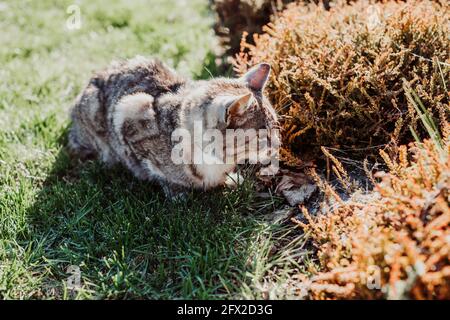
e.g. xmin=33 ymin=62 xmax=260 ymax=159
xmin=293 ymin=126 xmax=449 ymax=299
xmin=234 ymin=0 xmax=449 ymax=163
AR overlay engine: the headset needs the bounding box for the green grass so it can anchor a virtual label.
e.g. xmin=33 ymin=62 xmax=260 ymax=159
xmin=0 ymin=0 xmax=303 ymax=299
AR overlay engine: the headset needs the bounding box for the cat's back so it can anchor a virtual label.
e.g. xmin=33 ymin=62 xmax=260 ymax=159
xmin=69 ymin=56 xmax=186 ymax=161
xmin=94 ymin=56 xmax=186 ymax=106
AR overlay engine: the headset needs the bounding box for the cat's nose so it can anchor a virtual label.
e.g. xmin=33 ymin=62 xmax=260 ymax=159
xmin=257 ymin=63 xmax=270 ymax=72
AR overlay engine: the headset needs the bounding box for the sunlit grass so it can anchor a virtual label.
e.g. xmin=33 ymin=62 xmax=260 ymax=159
xmin=0 ymin=0 xmax=298 ymax=299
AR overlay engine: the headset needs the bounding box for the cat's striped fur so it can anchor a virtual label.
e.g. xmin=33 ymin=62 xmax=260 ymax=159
xmin=69 ymin=56 xmax=278 ymax=198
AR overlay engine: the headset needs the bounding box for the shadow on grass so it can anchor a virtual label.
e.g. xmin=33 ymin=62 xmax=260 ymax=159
xmin=24 ymin=127 xmax=282 ymax=299
xmin=21 ymin=51 xmax=297 ymax=299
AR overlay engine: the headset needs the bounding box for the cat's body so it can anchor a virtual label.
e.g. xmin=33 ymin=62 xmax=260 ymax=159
xmin=69 ymin=56 xmax=278 ymax=198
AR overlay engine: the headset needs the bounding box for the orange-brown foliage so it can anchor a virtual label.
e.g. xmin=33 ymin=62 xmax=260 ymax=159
xmin=294 ymin=134 xmax=449 ymax=299
xmin=234 ymin=0 xmax=449 ymax=163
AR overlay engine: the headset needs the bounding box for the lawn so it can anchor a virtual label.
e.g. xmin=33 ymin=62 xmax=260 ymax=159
xmin=0 ymin=0 xmax=302 ymax=299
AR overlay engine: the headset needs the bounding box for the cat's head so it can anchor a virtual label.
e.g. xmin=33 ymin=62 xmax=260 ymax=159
xmin=201 ymin=63 xmax=280 ymax=168
xmin=206 ymin=63 xmax=278 ymax=132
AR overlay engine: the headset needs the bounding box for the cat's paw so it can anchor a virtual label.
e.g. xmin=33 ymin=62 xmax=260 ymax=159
xmin=169 ymin=191 xmax=188 ymax=202
xmin=259 ymin=164 xmax=279 ymax=176
xmin=225 ymin=172 xmax=244 ymax=189
xmin=161 ymin=183 xmax=189 ymax=201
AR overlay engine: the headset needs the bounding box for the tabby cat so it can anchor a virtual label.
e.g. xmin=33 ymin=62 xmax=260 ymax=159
xmin=69 ymin=56 xmax=278 ymax=198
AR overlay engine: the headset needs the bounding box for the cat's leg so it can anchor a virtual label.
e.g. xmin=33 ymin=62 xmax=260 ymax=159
xmin=224 ymin=171 xmax=244 ymax=188
xmin=68 ymin=122 xmax=97 ymax=160
xmin=69 ymin=85 xmax=100 ymax=160
xmin=70 ymin=83 xmax=118 ymax=166
xmin=111 ymin=93 xmax=156 ymax=172
xmin=160 ymin=181 xmax=189 ymax=201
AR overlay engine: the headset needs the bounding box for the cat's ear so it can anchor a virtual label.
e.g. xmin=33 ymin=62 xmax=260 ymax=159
xmin=240 ymin=63 xmax=271 ymax=91
xmin=227 ymin=93 xmax=252 ymax=118
xmin=217 ymin=93 xmax=253 ymax=124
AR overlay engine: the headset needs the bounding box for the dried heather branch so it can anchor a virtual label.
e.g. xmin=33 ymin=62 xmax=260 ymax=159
xmin=234 ymin=0 xmax=449 ymax=163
